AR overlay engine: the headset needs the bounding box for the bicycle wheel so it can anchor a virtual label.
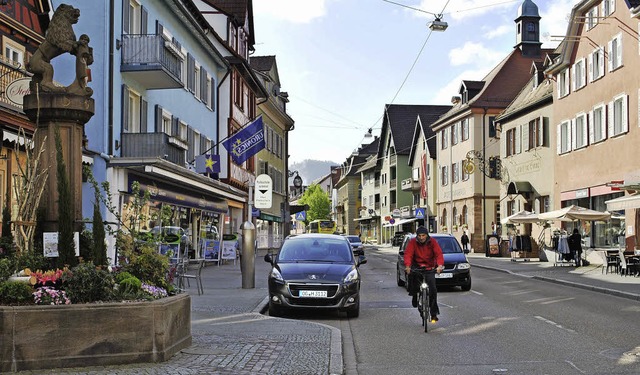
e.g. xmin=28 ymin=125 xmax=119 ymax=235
xmin=421 ymin=288 xmax=429 ymax=332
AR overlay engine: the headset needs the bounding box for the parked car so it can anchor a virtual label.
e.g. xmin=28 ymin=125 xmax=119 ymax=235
xmin=396 ymin=233 xmax=471 ymax=291
xmin=264 ymin=233 xmax=367 ymax=318
xmin=343 ymin=234 xmax=364 ymax=256
xmin=392 ymin=232 xmax=406 ymax=246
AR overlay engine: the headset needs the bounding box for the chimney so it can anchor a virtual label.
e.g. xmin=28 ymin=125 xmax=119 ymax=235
xmin=451 ymin=96 xmax=461 ymax=104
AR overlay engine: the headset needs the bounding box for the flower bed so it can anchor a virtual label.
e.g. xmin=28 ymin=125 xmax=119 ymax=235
xmin=0 ymin=293 xmax=191 ymax=372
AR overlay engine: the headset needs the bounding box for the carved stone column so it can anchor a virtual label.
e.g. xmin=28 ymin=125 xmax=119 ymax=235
xmin=23 ymin=93 xmax=94 ymax=232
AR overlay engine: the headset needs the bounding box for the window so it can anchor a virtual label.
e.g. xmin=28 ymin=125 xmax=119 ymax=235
xmin=538 ymin=196 xmax=550 ymax=213
xmin=193 ymin=131 xmax=201 ymax=156
xmin=602 ymin=0 xmax=615 ymax=17
xmin=179 ymin=120 xmax=188 ymax=141
xmin=441 ymin=128 xmax=448 ymax=150
xmin=452 ymin=162 xmax=459 ymax=184
xmin=528 ymin=117 xmax=544 ymax=149
xmin=589 ymin=104 xmax=606 ymax=144
xmin=588 ymin=47 xmax=605 ymax=82
xmin=573 ymin=113 xmax=588 ymax=149
xmin=557 ymin=120 xmax=571 ymax=154
xmin=126 ymin=90 xmax=141 ymax=133
xmin=572 ymin=58 xmax=586 ymax=90
xmin=3 ymin=38 xmax=24 ymax=66
xmin=506 ymin=128 xmax=516 ymax=156
xmin=441 ymin=165 xmax=448 ymax=186
xmin=451 ymin=123 xmax=458 ymax=145
xmin=608 ymin=34 xmax=623 ymax=72
xmin=453 ymin=206 xmax=458 ymax=226
xmin=441 ymin=208 xmax=447 ymax=228
xmin=586 ymin=7 xmax=598 ymax=30
xmin=609 ymin=94 xmax=628 ymax=136
xmin=462 ymin=205 xmax=468 ymax=226
xmin=194 ymin=64 xmax=201 ymax=100
xmin=123 ymin=0 xmax=146 ymax=34
xmin=558 ymin=69 xmax=570 ymax=98
xmin=461 ymin=119 xmax=469 ymax=141
xmin=162 ymin=110 xmax=172 ymax=135
xmin=507 ymin=200 xmax=517 ymax=217
xmin=461 ymin=159 xmax=469 ymax=181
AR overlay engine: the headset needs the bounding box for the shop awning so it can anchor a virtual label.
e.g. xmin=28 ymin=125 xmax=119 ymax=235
xmin=383 ymin=217 xmax=418 ymax=227
xmin=353 ymin=216 xmax=377 ymax=222
xmin=507 ymin=181 xmax=533 ymax=195
xmin=605 ymin=193 xmax=640 ymax=211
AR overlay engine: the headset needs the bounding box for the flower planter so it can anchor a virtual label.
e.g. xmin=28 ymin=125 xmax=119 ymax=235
xmin=0 ymin=293 xmax=191 ymax=372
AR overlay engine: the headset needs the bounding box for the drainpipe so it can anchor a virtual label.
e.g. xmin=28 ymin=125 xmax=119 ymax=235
xmin=108 ymin=0 xmax=115 ymax=155
xmin=482 ymin=107 xmax=488 ymax=252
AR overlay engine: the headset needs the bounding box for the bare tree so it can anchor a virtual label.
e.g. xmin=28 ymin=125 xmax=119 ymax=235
xmin=12 ymin=128 xmax=48 ymax=255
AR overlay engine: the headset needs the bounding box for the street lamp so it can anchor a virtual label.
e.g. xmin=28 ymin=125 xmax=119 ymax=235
xmin=428 ymin=15 xmax=448 ymax=32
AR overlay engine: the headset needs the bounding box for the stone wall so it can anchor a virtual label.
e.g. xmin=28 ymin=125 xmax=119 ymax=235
xmin=0 ymin=294 xmax=191 ymax=372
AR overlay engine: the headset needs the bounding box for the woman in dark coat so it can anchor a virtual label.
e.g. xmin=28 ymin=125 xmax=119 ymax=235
xmin=568 ymin=228 xmax=582 ymax=267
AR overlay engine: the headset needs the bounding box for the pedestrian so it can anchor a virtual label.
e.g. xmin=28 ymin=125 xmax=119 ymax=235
xmin=568 ymin=228 xmax=582 ymax=267
xmin=461 ymin=230 xmax=470 ymax=253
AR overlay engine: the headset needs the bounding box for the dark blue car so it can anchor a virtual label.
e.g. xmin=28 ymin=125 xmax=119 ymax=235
xmin=396 ymin=233 xmax=471 ymax=291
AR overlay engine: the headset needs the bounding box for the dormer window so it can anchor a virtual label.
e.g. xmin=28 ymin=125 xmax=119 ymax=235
xmin=462 ymin=90 xmax=468 ymax=103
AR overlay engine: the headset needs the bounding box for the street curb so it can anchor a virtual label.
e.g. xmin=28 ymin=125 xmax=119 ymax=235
xmin=471 ymin=263 xmax=640 ymax=302
xmin=252 ymin=296 xmax=344 ymax=375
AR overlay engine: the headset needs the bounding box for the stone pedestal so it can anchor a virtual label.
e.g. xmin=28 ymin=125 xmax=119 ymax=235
xmin=23 ymin=92 xmax=94 ymax=232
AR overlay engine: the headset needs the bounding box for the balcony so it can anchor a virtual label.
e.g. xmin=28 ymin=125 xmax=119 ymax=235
xmin=120 ymin=34 xmax=183 ymax=89
xmin=121 ymin=132 xmax=186 ymax=166
xmin=401 ymin=178 xmax=421 ymax=191
xmin=0 ymin=56 xmax=31 ymax=110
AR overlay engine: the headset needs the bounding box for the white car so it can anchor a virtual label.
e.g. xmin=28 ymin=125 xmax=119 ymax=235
xmin=343 ymin=235 xmax=364 ymax=256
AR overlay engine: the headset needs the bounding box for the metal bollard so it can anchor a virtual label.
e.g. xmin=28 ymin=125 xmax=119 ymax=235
xmin=241 ymin=220 xmax=255 ymax=289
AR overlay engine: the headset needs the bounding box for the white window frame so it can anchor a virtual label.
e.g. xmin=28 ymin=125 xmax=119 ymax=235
xmin=572 ymin=58 xmax=586 ymax=90
xmin=602 ymin=0 xmax=615 ymax=17
xmin=3 ymin=37 xmax=24 ymax=67
xmin=193 ymin=130 xmax=201 ymax=156
xmin=194 ymin=63 xmax=201 ymax=101
xmin=452 ymin=162 xmax=459 ymax=183
xmin=608 ymin=33 xmax=623 ymax=72
xmin=178 ymin=120 xmax=188 ymax=141
xmin=609 ymin=93 xmax=628 ymax=137
xmin=588 ymin=46 xmax=605 ymax=82
xmin=589 ymin=104 xmax=606 ymax=144
xmin=127 ymin=0 xmax=141 ymax=35
xmin=557 ymin=120 xmax=571 ymax=154
xmin=573 ymin=112 xmax=588 ymax=149
xmin=586 ymin=7 xmax=598 ymax=30
xmin=126 ymin=89 xmax=141 ymax=133
xmin=441 ymin=165 xmax=448 ymax=187
xmin=558 ymin=69 xmax=570 ymax=98
xmin=461 ymin=119 xmax=469 ymax=141
xmin=162 ymin=109 xmax=172 ymax=135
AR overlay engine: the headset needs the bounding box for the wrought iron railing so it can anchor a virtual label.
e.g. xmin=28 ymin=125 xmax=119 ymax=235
xmin=121 ymin=34 xmax=181 ymax=79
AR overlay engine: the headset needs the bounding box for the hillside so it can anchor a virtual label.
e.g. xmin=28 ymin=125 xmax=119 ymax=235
xmin=289 ymin=159 xmax=339 ymax=187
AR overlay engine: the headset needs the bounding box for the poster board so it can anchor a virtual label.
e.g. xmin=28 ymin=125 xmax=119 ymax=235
xmin=43 ymin=232 xmax=80 ymax=258
xmin=159 ymin=243 xmax=180 ymax=261
xmin=221 ymin=240 xmax=237 ymax=260
xmin=202 ymin=239 xmax=221 ymax=261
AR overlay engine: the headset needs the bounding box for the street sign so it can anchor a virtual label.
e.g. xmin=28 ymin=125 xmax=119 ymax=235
xmin=254 ymin=174 xmax=272 ymax=208
xmin=295 ymin=211 xmax=306 ymax=221
xmin=415 ymin=208 xmax=425 ymax=219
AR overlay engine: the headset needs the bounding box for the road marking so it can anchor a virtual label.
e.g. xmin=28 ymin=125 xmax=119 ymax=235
xmin=471 ymin=290 xmax=483 ymax=295
xmin=535 ymin=315 xmax=576 ymax=333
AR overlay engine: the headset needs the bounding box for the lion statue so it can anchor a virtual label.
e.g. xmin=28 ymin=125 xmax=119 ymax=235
xmin=27 ymin=4 xmax=91 ymax=95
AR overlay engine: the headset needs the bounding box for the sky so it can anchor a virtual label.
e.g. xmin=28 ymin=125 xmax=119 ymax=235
xmin=252 ymin=0 xmax=575 ymax=165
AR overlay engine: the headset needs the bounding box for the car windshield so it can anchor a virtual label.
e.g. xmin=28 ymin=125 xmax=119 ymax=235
xmin=433 ymin=237 xmax=463 ymax=254
xmin=278 ymin=238 xmax=353 ymax=262
xmin=345 ymin=236 xmax=360 ymax=243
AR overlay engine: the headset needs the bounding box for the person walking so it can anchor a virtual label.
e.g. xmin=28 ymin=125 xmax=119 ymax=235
xmin=568 ymin=228 xmax=582 ymax=267
xmin=461 ymin=230 xmax=470 ymax=253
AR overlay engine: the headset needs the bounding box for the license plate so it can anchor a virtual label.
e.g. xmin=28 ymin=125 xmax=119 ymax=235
xmin=435 ymin=273 xmax=453 ymax=279
xmin=299 ymin=290 xmax=327 ymax=297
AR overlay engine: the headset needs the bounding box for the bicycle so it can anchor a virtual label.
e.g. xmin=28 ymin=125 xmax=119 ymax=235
xmin=412 ymin=267 xmax=437 ymax=332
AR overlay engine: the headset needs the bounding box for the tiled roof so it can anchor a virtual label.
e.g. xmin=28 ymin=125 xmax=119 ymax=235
xmin=201 ymin=0 xmax=248 ymax=25
xmin=249 ymin=55 xmax=275 ymax=72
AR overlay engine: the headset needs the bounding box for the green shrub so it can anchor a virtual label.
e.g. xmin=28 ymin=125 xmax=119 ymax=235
xmin=15 ymin=251 xmax=49 ymax=273
xmin=62 ymin=262 xmax=115 ymax=303
xmin=116 ymin=276 xmax=142 ymax=298
xmin=115 ymin=271 xmax=136 ymax=284
xmin=0 ymin=258 xmax=16 ymax=282
xmin=121 ymin=245 xmax=169 ymax=289
xmin=0 ymin=281 xmax=34 ymax=305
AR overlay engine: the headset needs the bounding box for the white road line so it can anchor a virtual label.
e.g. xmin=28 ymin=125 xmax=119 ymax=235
xmin=535 ymin=315 xmax=576 ymax=333
xmin=471 ymin=290 xmax=483 ymax=295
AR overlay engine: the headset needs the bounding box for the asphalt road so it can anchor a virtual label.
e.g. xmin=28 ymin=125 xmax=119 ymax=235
xmin=280 ymin=245 xmax=640 ymax=375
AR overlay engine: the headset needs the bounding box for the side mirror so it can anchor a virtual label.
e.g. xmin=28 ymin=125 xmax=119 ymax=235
xmin=264 ymin=253 xmax=273 ymax=264
xmin=357 ymin=255 xmax=367 ymax=265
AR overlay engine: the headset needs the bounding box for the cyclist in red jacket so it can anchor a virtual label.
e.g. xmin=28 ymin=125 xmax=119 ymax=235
xmin=404 ymin=226 xmax=444 ymax=322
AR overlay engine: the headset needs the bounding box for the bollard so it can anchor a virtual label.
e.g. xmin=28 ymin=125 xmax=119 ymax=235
xmin=241 ymin=220 xmax=255 ymax=289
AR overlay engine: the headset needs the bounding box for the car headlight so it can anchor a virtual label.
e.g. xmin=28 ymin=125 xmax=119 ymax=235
xmin=456 ymin=263 xmax=470 ymax=270
xmin=269 ymin=268 xmax=284 ymax=282
xmin=344 ymin=269 xmax=359 ymax=283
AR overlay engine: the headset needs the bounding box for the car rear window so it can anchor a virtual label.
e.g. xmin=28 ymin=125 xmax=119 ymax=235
xmin=345 ymin=236 xmax=360 ymax=243
xmin=433 ymin=237 xmax=463 ymax=254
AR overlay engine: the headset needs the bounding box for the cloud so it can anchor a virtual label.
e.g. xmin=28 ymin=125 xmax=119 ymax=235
xmin=449 ymin=42 xmax=504 ymax=67
xmin=484 ymin=24 xmax=510 ymax=39
xmin=253 ymin=0 xmax=327 ymax=23
xmin=539 ymin=0 xmax=574 ymax=47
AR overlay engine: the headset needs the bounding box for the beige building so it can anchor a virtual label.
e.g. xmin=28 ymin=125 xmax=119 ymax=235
xmin=545 ymin=0 xmax=639 ymax=250
xmin=430 ymin=0 xmax=552 ymax=252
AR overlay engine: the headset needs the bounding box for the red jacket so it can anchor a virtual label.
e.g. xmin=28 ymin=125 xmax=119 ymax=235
xmin=404 ymin=237 xmax=444 ymax=270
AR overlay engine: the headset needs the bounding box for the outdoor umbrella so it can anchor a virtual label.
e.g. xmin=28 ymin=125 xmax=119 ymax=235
xmin=538 ymin=205 xmax=611 ymax=222
xmin=501 ymin=210 xmax=540 ymax=225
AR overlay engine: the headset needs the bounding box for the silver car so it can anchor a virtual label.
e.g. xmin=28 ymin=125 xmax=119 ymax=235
xmin=343 ymin=235 xmax=364 ymax=256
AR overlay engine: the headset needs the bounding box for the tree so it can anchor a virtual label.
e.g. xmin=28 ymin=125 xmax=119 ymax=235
xmin=298 ymin=184 xmax=331 ymax=225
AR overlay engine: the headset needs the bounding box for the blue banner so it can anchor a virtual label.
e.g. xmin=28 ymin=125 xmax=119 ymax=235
xmin=222 ymin=116 xmax=265 ymax=165
xmin=195 ymin=154 xmax=221 ymax=174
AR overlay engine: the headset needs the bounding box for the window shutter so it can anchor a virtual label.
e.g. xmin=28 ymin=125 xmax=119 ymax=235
xmin=582 ymin=116 xmax=588 ymax=146
xmin=607 ymin=40 xmax=613 ymax=71
xmin=156 ymin=20 xmax=163 ymax=36
xmin=581 ymin=58 xmax=586 ymax=85
xmin=571 ymin=65 xmax=576 ymax=91
xmin=140 ymin=6 xmax=148 ymax=34
xmin=542 ymin=117 xmax=549 ymax=147
xmin=588 ymin=52 xmax=593 ymax=82
xmin=598 ymin=48 xmax=604 ymax=77
xmin=172 ymin=116 xmax=179 ymax=137
xmin=570 ymin=118 xmax=576 ymax=150
xmin=500 ymin=127 xmax=507 ymax=157
xmin=564 ymin=70 xmax=570 ymax=95
xmin=210 ymin=77 xmax=216 ymax=110
xmin=121 ymin=84 xmax=129 ymax=132
xmin=556 ymin=124 xmax=562 ymax=154
xmin=617 ymin=35 xmax=623 ymax=68
xmin=588 ymin=110 xmax=594 ymax=144
xmin=608 ymin=101 xmax=614 ymax=135
xmin=155 ymin=104 xmax=163 ymax=133
xmin=611 ymin=0 xmax=616 ymax=13
xmin=140 ymin=97 xmax=147 ymax=133
xmin=187 ymin=127 xmax=195 ymax=160
xmin=200 ymin=135 xmax=206 ymax=155
xmin=522 ymin=122 xmax=529 ymax=151
xmin=200 ymin=68 xmax=208 ymax=100
xmin=122 ymin=0 xmax=129 ymax=34
xmin=622 ymin=94 xmax=628 ymax=133
xmin=515 ymin=125 xmax=521 ymax=154
xmin=187 ymin=53 xmax=195 ymax=93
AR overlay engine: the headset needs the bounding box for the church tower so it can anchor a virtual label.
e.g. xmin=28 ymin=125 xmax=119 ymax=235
xmin=515 ymin=0 xmax=542 ymax=57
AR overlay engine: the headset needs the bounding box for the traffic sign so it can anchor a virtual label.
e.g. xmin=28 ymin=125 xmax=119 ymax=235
xmin=415 ymin=208 xmax=425 ymax=219
xmin=254 ymin=174 xmax=272 ymax=208
xmin=295 ymin=211 xmax=306 ymax=221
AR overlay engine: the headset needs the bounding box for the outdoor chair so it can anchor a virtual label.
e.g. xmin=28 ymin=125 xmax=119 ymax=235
xmin=618 ymin=249 xmax=640 ymax=277
xmin=603 ymin=252 xmax=619 ymax=274
xmin=180 ymin=258 xmax=205 ymax=295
